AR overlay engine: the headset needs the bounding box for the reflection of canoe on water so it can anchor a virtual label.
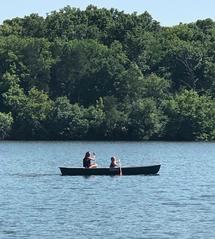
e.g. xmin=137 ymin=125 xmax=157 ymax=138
xmin=59 ymin=165 xmax=161 ymax=176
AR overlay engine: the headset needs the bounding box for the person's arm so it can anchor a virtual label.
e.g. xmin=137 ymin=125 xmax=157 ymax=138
xmin=89 ymin=153 xmax=96 ymax=160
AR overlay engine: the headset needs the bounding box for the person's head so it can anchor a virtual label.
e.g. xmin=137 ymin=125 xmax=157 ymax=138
xmin=85 ymin=151 xmax=91 ymax=158
xmin=111 ymin=156 xmax=116 ymax=162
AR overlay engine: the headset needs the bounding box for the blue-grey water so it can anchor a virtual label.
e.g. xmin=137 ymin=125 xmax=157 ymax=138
xmin=0 ymin=141 xmax=215 ymax=239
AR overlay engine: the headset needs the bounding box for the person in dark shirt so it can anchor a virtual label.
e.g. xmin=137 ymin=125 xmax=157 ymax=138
xmin=83 ymin=152 xmax=97 ymax=168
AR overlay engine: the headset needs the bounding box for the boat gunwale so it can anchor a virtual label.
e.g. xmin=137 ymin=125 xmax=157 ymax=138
xmin=59 ymin=165 xmax=161 ymax=170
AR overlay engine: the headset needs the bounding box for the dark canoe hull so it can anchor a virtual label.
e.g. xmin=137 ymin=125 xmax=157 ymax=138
xmin=59 ymin=165 xmax=161 ymax=176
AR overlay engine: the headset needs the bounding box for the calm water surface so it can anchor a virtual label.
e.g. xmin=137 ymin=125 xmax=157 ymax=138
xmin=0 ymin=141 xmax=215 ymax=239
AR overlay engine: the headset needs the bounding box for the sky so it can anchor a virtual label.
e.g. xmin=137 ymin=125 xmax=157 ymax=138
xmin=1 ymin=0 xmax=215 ymax=26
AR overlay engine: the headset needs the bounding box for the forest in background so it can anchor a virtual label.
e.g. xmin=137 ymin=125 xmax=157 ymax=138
xmin=1 ymin=5 xmax=215 ymax=140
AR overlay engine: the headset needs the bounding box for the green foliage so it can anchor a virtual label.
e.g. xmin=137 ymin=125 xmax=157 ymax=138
xmin=84 ymin=98 xmax=105 ymax=138
xmin=141 ymin=74 xmax=171 ymax=101
xmin=0 ymin=69 xmax=20 ymax=111
xmin=0 ymin=112 xmax=13 ymax=139
xmin=165 ymin=39 xmax=204 ymax=90
xmin=102 ymin=96 xmax=128 ymax=139
xmin=0 ymin=18 xmax=23 ymax=36
xmin=0 ymin=69 xmax=20 ymax=92
xmin=50 ymin=97 xmax=89 ymax=139
xmin=51 ymin=39 xmax=130 ymax=105
xmin=3 ymin=84 xmax=27 ymax=113
xmin=0 ymin=35 xmax=54 ymax=92
xmin=3 ymin=86 xmax=52 ymax=139
xmin=0 ymin=6 xmax=215 ymax=140
xmin=128 ymin=99 xmax=167 ymax=140
xmin=165 ymin=90 xmax=215 ymax=140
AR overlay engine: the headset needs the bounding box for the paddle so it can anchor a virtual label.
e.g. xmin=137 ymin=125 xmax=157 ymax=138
xmin=92 ymin=152 xmax=97 ymax=167
xmin=118 ymin=159 xmax=122 ymax=176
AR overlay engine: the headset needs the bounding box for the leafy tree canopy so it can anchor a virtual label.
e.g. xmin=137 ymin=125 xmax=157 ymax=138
xmin=0 ymin=6 xmax=215 ymax=140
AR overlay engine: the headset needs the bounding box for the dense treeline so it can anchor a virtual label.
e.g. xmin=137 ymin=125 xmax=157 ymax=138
xmin=1 ymin=5 xmax=215 ymax=140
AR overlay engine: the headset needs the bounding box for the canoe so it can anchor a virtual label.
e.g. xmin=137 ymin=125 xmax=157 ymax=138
xmin=59 ymin=165 xmax=161 ymax=176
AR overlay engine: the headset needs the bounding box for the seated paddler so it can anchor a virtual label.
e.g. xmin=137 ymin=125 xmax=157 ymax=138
xmin=109 ymin=156 xmax=119 ymax=168
xmin=83 ymin=151 xmax=97 ymax=168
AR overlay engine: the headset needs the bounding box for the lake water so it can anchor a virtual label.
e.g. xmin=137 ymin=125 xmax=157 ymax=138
xmin=0 ymin=141 xmax=215 ymax=239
